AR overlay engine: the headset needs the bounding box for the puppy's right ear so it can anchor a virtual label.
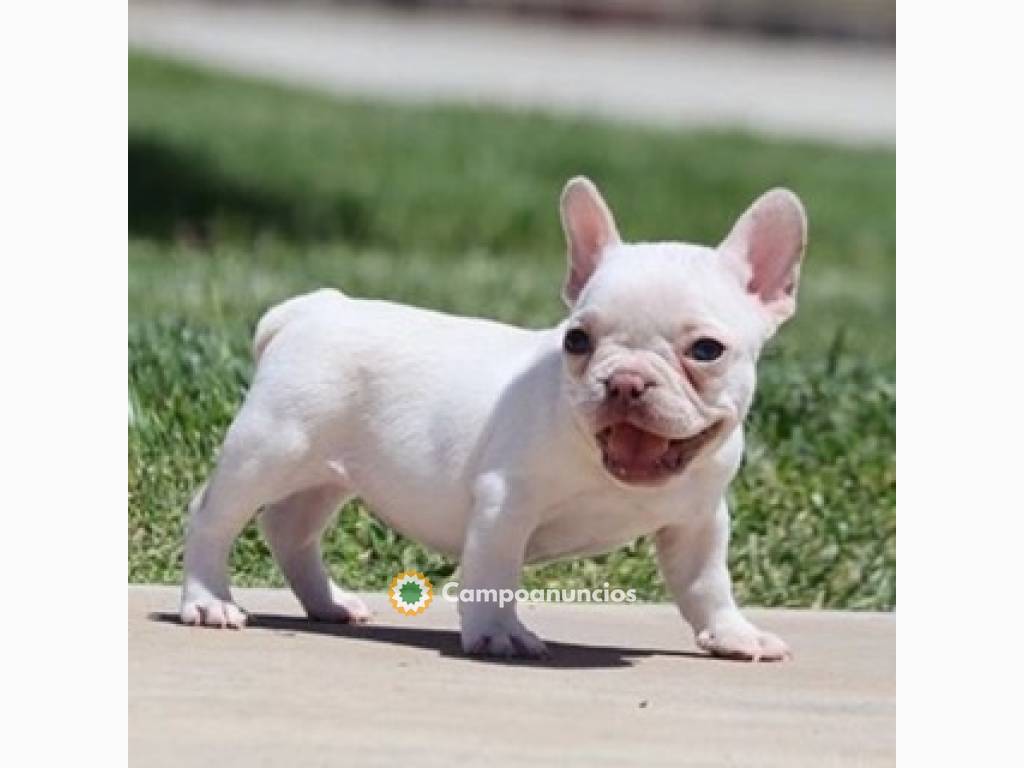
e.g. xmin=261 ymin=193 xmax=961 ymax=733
xmin=560 ymin=177 xmax=621 ymax=305
xmin=718 ymin=188 xmax=807 ymax=327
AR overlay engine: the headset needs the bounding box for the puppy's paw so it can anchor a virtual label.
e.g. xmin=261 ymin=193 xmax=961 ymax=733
xmin=181 ymin=597 xmax=247 ymax=629
xmin=461 ymin=619 xmax=550 ymax=660
xmin=306 ymin=589 xmax=372 ymax=625
xmin=697 ymin=620 xmax=790 ymax=662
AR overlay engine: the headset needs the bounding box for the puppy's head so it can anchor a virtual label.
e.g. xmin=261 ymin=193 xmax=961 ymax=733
xmin=558 ymin=177 xmax=807 ymax=487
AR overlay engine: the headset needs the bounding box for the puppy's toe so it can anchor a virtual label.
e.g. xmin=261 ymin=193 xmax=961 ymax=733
xmin=753 ymin=630 xmax=791 ymax=661
xmin=697 ymin=623 xmax=790 ymax=662
xmin=335 ymin=592 xmax=372 ymax=624
xmin=509 ymin=630 xmax=551 ymax=660
xmin=181 ymin=597 xmax=247 ymax=629
xmin=307 ymin=592 xmax=373 ymax=625
xmin=462 ymin=623 xmax=549 ymax=660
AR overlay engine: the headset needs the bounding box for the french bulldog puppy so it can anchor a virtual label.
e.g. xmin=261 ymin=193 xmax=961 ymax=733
xmin=181 ymin=177 xmax=806 ymax=662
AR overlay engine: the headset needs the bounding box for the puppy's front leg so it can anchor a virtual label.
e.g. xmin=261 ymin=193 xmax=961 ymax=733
xmin=458 ymin=476 xmax=549 ymax=659
xmin=656 ymin=502 xmax=790 ymax=662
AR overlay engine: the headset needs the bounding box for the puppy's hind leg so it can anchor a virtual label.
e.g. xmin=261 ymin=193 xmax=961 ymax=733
xmin=180 ymin=473 xmax=262 ymax=629
xmin=260 ymin=484 xmax=371 ymax=624
xmin=181 ymin=410 xmax=311 ymax=629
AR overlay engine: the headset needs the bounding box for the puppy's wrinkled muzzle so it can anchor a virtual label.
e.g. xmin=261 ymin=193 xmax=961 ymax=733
xmin=604 ymin=370 xmax=654 ymax=407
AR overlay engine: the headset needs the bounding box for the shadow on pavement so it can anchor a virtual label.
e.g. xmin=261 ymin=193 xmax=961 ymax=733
xmin=148 ymin=611 xmax=714 ymax=670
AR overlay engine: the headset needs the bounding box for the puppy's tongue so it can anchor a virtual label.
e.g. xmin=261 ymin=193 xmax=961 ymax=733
xmin=606 ymin=423 xmax=670 ymax=466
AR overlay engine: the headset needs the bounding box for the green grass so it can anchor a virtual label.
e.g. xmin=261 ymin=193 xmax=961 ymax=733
xmin=128 ymin=52 xmax=895 ymax=610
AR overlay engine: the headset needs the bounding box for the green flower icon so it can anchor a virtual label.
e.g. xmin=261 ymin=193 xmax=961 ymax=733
xmin=399 ymin=581 xmax=423 ymax=605
xmin=389 ymin=571 xmax=434 ymax=615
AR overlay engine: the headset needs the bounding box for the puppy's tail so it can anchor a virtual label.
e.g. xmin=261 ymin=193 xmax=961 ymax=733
xmin=252 ymin=288 xmax=343 ymax=363
xmin=253 ymin=301 xmax=295 ymax=363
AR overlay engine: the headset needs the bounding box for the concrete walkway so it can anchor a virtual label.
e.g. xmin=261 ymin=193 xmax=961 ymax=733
xmin=129 ymin=585 xmax=895 ymax=766
xmin=128 ymin=1 xmax=894 ymax=145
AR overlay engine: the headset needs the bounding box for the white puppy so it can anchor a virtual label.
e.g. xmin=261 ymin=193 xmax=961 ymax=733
xmin=181 ymin=177 xmax=806 ymax=662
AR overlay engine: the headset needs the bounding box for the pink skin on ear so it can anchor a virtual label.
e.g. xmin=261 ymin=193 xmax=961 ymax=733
xmin=718 ymin=188 xmax=808 ymax=324
xmin=560 ymin=177 xmax=621 ymax=304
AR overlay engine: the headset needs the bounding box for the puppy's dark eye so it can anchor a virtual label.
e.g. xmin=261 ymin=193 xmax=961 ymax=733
xmin=687 ymin=337 xmax=725 ymax=362
xmin=563 ymin=327 xmax=593 ymax=355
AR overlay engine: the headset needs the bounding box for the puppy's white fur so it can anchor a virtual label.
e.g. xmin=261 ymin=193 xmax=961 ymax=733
xmin=181 ymin=178 xmax=807 ymax=662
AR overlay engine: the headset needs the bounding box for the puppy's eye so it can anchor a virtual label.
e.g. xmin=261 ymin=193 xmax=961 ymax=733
xmin=563 ymin=327 xmax=593 ymax=355
xmin=687 ymin=337 xmax=725 ymax=362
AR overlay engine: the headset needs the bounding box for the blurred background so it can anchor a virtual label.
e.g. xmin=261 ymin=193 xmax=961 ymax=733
xmin=128 ymin=0 xmax=895 ymax=609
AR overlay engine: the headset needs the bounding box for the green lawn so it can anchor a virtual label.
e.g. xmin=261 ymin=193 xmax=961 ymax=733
xmin=128 ymin=53 xmax=895 ymax=610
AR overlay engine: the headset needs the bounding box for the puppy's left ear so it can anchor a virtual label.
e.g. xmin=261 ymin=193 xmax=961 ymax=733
xmin=560 ymin=176 xmax=621 ymax=306
xmin=719 ymin=188 xmax=808 ymax=326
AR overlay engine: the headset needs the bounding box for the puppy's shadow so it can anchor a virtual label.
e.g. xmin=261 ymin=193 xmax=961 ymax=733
xmin=148 ymin=612 xmax=712 ymax=669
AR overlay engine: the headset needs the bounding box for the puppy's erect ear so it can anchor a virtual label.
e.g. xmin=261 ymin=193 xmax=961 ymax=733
xmin=719 ymin=188 xmax=808 ymax=326
xmin=560 ymin=176 xmax=621 ymax=305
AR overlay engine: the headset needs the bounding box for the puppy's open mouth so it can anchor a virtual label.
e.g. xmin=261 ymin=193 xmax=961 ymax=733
xmin=596 ymin=421 xmax=721 ymax=486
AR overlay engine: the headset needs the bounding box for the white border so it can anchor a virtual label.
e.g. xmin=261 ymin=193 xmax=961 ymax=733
xmin=901 ymin=1 xmax=1024 ymax=763
xmin=27 ymin=0 xmax=1024 ymax=761
xmin=1 ymin=2 xmax=126 ymax=764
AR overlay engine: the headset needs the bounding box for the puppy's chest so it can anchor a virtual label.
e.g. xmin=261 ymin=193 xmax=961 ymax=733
xmin=524 ymin=490 xmax=681 ymax=563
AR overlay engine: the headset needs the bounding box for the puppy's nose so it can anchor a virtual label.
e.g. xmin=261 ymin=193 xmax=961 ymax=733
xmin=605 ymin=371 xmax=654 ymax=404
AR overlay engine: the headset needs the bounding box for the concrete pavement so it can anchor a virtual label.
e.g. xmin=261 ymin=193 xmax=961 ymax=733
xmin=128 ymin=1 xmax=895 ymax=145
xmin=129 ymin=585 xmax=895 ymax=766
